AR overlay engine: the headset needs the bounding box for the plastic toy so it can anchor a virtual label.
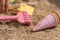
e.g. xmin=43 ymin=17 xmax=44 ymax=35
xmin=17 ymin=3 xmax=34 ymax=15
xmin=1 ymin=0 xmax=5 ymax=13
xmin=32 ymin=9 xmax=60 ymax=31
xmin=0 ymin=11 xmax=32 ymax=25
xmin=5 ymin=0 xmax=9 ymax=14
xmin=8 ymin=2 xmax=37 ymax=13
xmin=1 ymin=0 xmax=9 ymax=14
xmin=0 ymin=0 xmax=15 ymax=13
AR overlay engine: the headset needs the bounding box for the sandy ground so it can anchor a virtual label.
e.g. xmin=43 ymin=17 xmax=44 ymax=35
xmin=0 ymin=0 xmax=60 ymax=40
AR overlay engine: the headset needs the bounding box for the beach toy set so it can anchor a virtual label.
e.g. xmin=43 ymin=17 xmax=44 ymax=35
xmin=0 ymin=0 xmax=33 ymax=26
xmin=0 ymin=0 xmax=60 ymax=32
xmin=8 ymin=2 xmax=34 ymax=15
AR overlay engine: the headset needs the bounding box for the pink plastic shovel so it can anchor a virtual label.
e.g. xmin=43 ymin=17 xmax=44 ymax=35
xmin=0 ymin=11 xmax=32 ymax=25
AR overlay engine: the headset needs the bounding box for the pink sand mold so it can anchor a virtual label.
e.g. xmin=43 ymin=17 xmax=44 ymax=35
xmin=32 ymin=14 xmax=57 ymax=31
xmin=0 ymin=11 xmax=32 ymax=25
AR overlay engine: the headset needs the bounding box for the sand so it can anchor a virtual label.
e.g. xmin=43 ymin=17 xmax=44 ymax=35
xmin=0 ymin=0 xmax=60 ymax=40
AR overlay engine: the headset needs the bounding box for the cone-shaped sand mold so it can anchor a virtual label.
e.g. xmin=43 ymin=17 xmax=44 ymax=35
xmin=32 ymin=10 xmax=60 ymax=31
